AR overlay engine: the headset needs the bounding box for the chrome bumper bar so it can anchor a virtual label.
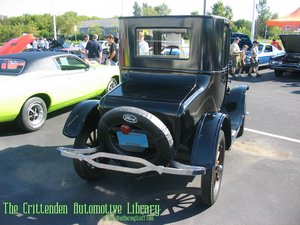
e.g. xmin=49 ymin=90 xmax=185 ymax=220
xmin=57 ymin=146 xmax=206 ymax=176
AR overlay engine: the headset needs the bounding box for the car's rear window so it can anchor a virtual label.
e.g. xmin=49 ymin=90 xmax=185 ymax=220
xmin=136 ymin=28 xmax=190 ymax=59
xmin=0 ymin=58 xmax=25 ymax=75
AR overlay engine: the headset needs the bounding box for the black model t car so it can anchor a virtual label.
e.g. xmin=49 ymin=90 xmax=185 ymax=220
xmin=269 ymin=34 xmax=300 ymax=77
xmin=58 ymin=15 xmax=248 ymax=206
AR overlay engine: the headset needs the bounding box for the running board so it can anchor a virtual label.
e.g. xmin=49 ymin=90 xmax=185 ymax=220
xmin=57 ymin=147 xmax=206 ymax=176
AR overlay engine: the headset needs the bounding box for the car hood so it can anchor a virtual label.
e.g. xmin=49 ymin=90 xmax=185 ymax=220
xmin=280 ymin=34 xmax=300 ymax=54
xmin=0 ymin=34 xmax=35 ymax=56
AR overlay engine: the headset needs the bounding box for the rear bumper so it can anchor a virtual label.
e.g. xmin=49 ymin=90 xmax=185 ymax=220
xmin=57 ymin=146 xmax=206 ymax=176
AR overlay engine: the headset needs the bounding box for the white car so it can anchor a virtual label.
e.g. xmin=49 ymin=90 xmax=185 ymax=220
xmin=0 ymin=51 xmax=119 ymax=131
xmin=246 ymin=43 xmax=285 ymax=68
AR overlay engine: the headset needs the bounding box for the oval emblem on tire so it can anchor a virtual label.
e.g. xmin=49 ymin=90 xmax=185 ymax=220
xmin=123 ymin=114 xmax=138 ymax=123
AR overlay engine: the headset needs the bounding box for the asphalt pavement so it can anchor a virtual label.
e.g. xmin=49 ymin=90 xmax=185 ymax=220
xmin=0 ymin=69 xmax=299 ymax=225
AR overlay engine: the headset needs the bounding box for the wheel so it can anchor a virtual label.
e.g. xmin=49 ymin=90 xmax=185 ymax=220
xmin=17 ymin=97 xmax=47 ymax=132
xmin=73 ymin=128 xmax=105 ymax=181
xmin=106 ymin=78 xmax=118 ymax=93
xmin=274 ymin=70 xmax=283 ymax=77
xmin=201 ymin=130 xmax=225 ymax=206
xmin=98 ymin=106 xmax=174 ymax=166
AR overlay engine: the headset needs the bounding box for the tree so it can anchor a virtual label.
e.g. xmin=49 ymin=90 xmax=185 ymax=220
xmin=142 ymin=3 xmax=158 ymax=16
xmin=132 ymin=2 xmax=171 ymax=16
xmin=256 ymin=0 xmax=272 ymax=38
xmin=88 ymin=24 xmax=102 ymax=39
xmin=266 ymin=13 xmax=281 ymax=39
xmin=154 ymin=3 xmax=172 ymax=16
xmin=208 ymin=0 xmax=233 ymax=20
xmin=191 ymin=11 xmax=199 ymax=15
xmin=133 ymin=1 xmax=142 ymax=16
xmin=56 ymin=11 xmax=79 ymax=36
xmin=232 ymin=19 xmax=252 ymax=36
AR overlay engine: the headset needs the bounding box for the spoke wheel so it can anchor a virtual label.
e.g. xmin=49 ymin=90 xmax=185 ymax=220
xmin=17 ymin=97 xmax=47 ymax=132
xmin=106 ymin=78 xmax=118 ymax=93
xmin=201 ymin=130 xmax=225 ymax=206
xmin=73 ymin=128 xmax=105 ymax=181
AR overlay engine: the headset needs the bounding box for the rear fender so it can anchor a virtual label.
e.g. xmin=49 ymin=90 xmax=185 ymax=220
xmin=191 ymin=113 xmax=230 ymax=169
xmin=224 ymin=85 xmax=249 ymax=131
xmin=63 ymin=100 xmax=100 ymax=138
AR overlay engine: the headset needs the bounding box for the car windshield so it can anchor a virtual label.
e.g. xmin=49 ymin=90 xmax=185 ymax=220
xmin=136 ymin=28 xmax=190 ymax=59
xmin=0 ymin=58 xmax=25 ymax=76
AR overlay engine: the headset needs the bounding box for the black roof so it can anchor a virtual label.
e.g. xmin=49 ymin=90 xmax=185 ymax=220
xmin=0 ymin=51 xmax=69 ymax=61
xmin=0 ymin=51 xmax=74 ymax=74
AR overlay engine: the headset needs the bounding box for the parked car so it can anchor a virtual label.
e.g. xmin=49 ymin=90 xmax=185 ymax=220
xmin=231 ymin=32 xmax=252 ymax=50
xmin=0 ymin=34 xmax=35 ymax=56
xmin=230 ymin=33 xmax=284 ymax=71
xmin=269 ymin=34 xmax=300 ymax=77
xmin=58 ymin=15 xmax=249 ymax=206
xmin=0 ymin=51 xmax=119 ymax=131
xmin=49 ymin=39 xmax=81 ymax=58
xmin=246 ymin=42 xmax=284 ymax=68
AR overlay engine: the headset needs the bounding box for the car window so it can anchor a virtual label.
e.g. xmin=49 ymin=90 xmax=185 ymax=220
xmin=136 ymin=28 xmax=190 ymax=59
xmin=55 ymin=56 xmax=89 ymax=71
xmin=264 ymin=45 xmax=273 ymax=52
xmin=0 ymin=58 xmax=25 ymax=76
xmin=258 ymin=44 xmax=264 ymax=52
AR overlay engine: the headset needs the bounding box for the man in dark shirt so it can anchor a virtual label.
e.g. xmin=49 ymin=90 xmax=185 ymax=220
xmin=85 ymin=34 xmax=102 ymax=63
xmin=106 ymin=34 xmax=118 ymax=66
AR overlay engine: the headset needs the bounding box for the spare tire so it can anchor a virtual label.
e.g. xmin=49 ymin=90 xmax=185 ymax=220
xmin=98 ymin=106 xmax=174 ymax=166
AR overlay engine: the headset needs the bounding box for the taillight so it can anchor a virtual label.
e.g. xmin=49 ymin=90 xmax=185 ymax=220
xmin=120 ymin=124 xmax=131 ymax=135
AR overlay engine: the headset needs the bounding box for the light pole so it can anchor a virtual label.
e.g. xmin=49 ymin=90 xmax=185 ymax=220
xmin=250 ymin=0 xmax=256 ymax=41
xmin=52 ymin=0 xmax=57 ymax=40
xmin=53 ymin=14 xmax=57 ymax=40
xmin=203 ymin=0 xmax=207 ymax=15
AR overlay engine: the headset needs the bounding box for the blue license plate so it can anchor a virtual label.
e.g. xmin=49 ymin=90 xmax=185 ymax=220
xmin=117 ymin=132 xmax=149 ymax=148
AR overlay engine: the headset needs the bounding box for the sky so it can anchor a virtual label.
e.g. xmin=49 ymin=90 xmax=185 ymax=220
xmin=0 ymin=0 xmax=299 ymax=21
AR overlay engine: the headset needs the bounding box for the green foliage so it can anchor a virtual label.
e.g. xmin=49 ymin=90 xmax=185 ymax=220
xmin=0 ymin=11 xmax=83 ymax=42
xmin=88 ymin=24 xmax=103 ymax=38
xmin=191 ymin=11 xmax=199 ymax=16
xmin=132 ymin=2 xmax=171 ymax=16
xmin=231 ymin=19 xmax=252 ymax=36
xmin=256 ymin=0 xmax=272 ymax=38
xmin=208 ymin=0 xmax=233 ymax=20
xmin=154 ymin=4 xmax=172 ymax=16
xmin=133 ymin=1 xmax=142 ymax=16
xmin=56 ymin=11 xmax=79 ymax=36
xmin=142 ymin=3 xmax=158 ymax=16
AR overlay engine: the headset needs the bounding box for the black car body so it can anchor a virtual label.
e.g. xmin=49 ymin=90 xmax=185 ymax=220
xmin=231 ymin=32 xmax=253 ymax=50
xmin=269 ymin=34 xmax=300 ymax=77
xmin=58 ymin=15 xmax=249 ymax=206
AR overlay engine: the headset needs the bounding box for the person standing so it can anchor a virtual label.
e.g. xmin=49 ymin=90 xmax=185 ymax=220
xmin=78 ymin=34 xmax=89 ymax=60
xmin=85 ymin=34 xmax=102 ymax=64
xmin=230 ymin=37 xmax=241 ymax=77
xmin=44 ymin=38 xmax=49 ymax=50
xmin=238 ymin=45 xmax=248 ymax=76
xmin=248 ymin=41 xmax=261 ymax=77
xmin=32 ymin=38 xmax=38 ymax=51
xmin=271 ymin=38 xmax=280 ymax=49
xmin=106 ymin=34 xmax=118 ymax=66
xmin=138 ymin=32 xmax=149 ymax=55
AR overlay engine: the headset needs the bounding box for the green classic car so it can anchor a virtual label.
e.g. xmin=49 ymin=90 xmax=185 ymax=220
xmin=0 ymin=51 xmax=119 ymax=131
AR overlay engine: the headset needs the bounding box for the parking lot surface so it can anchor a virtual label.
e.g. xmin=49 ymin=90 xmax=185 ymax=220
xmin=0 ymin=70 xmax=300 ymax=225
